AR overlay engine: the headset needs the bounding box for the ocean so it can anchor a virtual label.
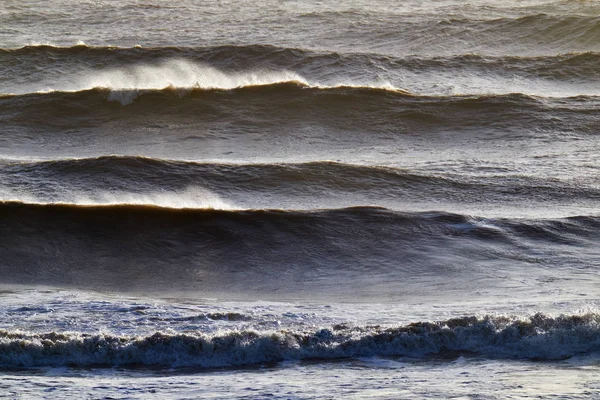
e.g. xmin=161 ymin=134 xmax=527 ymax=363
xmin=1 ymin=0 xmax=600 ymax=398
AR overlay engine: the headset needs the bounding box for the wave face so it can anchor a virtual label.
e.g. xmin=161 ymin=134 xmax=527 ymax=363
xmin=4 ymin=44 xmax=600 ymax=80
xmin=2 ymin=156 xmax=600 ymax=217
xmin=2 ymin=1 xmax=600 ymax=306
xmin=1 ymin=201 xmax=599 ymax=300
xmin=2 ymin=85 xmax=598 ymax=133
xmin=3 ymin=45 xmax=600 ymax=98
xmin=2 ymin=83 xmax=599 ymax=168
xmin=2 ymin=313 xmax=599 ymax=368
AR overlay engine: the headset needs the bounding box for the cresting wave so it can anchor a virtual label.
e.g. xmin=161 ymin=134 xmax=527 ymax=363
xmin=1 ymin=313 xmax=599 ymax=368
xmin=3 ymin=156 xmax=600 ymax=210
xmin=1 ymin=200 xmax=599 ymax=298
xmin=72 ymin=60 xmax=314 ymax=102
xmin=4 ymin=44 xmax=600 ymax=99
xmin=1 ymin=80 xmax=407 ymax=106
xmin=4 ymin=44 xmax=600 ymax=80
xmin=0 ymin=187 xmax=235 ymax=210
xmin=3 ymin=81 xmax=597 ymax=107
xmin=3 ymin=199 xmax=600 ymax=236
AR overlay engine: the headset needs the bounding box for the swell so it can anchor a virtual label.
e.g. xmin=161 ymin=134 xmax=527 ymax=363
xmin=4 ymin=200 xmax=599 ymax=237
xmin=3 ymin=44 xmax=600 ymax=87
xmin=3 ymin=9 xmax=600 ymax=56
xmin=304 ymin=12 xmax=600 ymax=54
xmin=2 ymin=85 xmax=599 ymax=136
xmin=1 ymin=313 xmax=599 ymax=368
xmin=3 ymin=156 xmax=600 ymax=210
xmin=4 ymin=43 xmax=600 ymax=73
xmin=1 ymin=201 xmax=599 ymax=297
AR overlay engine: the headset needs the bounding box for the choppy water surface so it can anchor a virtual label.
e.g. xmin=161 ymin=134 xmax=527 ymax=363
xmin=2 ymin=0 xmax=600 ymax=398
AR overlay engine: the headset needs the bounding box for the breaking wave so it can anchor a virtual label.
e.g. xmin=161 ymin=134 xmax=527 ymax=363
xmin=0 ymin=201 xmax=599 ymax=298
xmin=6 ymin=44 xmax=600 ymax=100
xmin=3 ymin=84 xmax=599 ymax=138
xmin=3 ymin=156 xmax=600 ymax=213
xmin=6 ymin=43 xmax=600 ymax=80
xmin=77 ymin=59 xmax=309 ymax=95
xmin=2 ymin=313 xmax=599 ymax=368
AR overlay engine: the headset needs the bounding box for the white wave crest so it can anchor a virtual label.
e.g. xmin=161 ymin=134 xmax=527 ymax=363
xmin=1 ymin=313 xmax=600 ymax=368
xmin=0 ymin=186 xmax=236 ymax=210
xmin=80 ymin=59 xmax=308 ymax=91
xmin=28 ymin=59 xmax=408 ymax=104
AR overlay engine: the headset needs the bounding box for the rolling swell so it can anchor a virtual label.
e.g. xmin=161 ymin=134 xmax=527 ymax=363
xmin=1 ymin=201 xmax=599 ymax=298
xmin=379 ymin=13 xmax=600 ymax=54
xmin=2 ymin=85 xmax=599 ymax=137
xmin=4 ymin=44 xmax=600 ymax=101
xmin=4 ymin=44 xmax=600 ymax=82
xmin=1 ymin=313 xmax=599 ymax=368
xmin=3 ymin=156 xmax=600 ymax=210
xmin=290 ymin=12 xmax=600 ymax=55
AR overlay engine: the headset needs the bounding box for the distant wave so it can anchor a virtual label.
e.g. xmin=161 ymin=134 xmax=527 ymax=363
xmin=2 ymin=313 xmax=599 ymax=368
xmin=4 ymin=43 xmax=600 ymax=104
xmin=4 ymin=12 xmax=600 ymax=55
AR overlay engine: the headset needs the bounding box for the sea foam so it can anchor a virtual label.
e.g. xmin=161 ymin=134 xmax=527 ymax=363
xmin=1 ymin=313 xmax=599 ymax=368
xmin=0 ymin=185 xmax=235 ymax=210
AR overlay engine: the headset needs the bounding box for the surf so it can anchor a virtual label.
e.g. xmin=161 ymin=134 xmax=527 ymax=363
xmin=1 ymin=312 xmax=599 ymax=368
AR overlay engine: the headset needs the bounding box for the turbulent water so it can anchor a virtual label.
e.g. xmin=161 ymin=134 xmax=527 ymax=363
xmin=2 ymin=0 xmax=600 ymax=398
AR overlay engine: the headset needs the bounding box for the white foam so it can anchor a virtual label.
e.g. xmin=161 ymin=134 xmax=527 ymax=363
xmin=0 ymin=186 xmax=236 ymax=210
xmin=69 ymin=186 xmax=236 ymax=209
xmin=78 ymin=59 xmax=308 ymax=92
xmin=1 ymin=313 xmax=599 ymax=368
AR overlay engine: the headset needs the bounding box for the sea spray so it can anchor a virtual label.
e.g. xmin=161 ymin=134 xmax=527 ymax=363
xmin=2 ymin=313 xmax=600 ymax=368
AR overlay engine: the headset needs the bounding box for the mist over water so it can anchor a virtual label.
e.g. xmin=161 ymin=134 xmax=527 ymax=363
xmin=2 ymin=0 xmax=600 ymax=398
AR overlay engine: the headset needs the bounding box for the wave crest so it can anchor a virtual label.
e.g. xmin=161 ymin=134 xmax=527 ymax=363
xmin=86 ymin=59 xmax=305 ymax=89
xmin=55 ymin=60 xmax=309 ymax=104
xmin=24 ymin=57 xmax=401 ymax=104
xmin=2 ymin=313 xmax=599 ymax=368
xmin=0 ymin=186 xmax=236 ymax=210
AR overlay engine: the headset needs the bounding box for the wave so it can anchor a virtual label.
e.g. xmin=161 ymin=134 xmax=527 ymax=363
xmin=3 ymin=44 xmax=600 ymax=91
xmin=1 ymin=313 xmax=599 ymax=368
xmin=65 ymin=60 xmax=314 ymax=101
xmin=4 ymin=6 xmax=600 ymax=57
xmin=1 ymin=201 xmax=599 ymax=298
xmin=350 ymin=13 xmax=600 ymax=55
xmin=1 ymin=79 xmax=407 ymax=105
xmin=276 ymin=12 xmax=600 ymax=55
xmin=6 ymin=43 xmax=600 ymax=69
xmin=0 ymin=186 xmax=235 ymax=210
xmin=0 ymin=50 xmax=402 ymax=98
xmin=4 ymin=199 xmax=599 ymax=232
xmin=3 ymin=156 xmax=600 ymax=211
xmin=3 ymin=84 xmax=598 ymax=138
